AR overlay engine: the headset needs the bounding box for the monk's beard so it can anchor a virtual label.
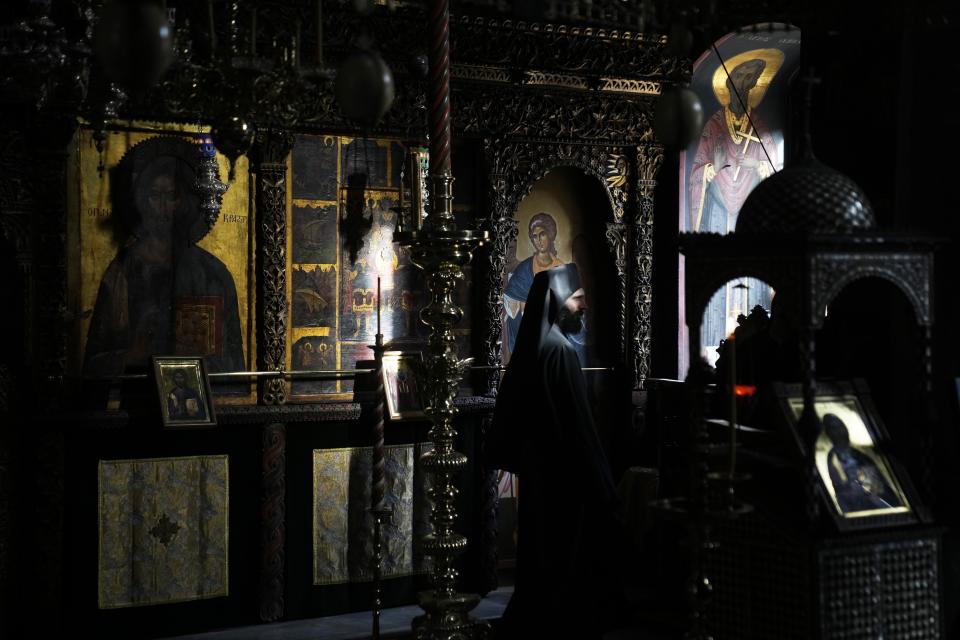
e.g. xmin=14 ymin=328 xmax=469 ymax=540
xmin=558 ymin=307 xmax=584 ymax=335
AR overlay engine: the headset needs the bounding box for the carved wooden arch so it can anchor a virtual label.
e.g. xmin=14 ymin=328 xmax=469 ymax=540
xmin=488 ymin=139 xmax=630 ymax=223
xmin=479 ymin=137 xmax=633 ymax=394
xmin=808 ymin=252 xmax=933 ymax=330
xmin=684 ymin=258 xmax=800 ymax=335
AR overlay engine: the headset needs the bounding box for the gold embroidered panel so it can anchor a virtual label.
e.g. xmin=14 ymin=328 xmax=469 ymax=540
xmin=313 ymin=444 xmax=432 ymax=585
xmin=98 ymin=455 xmax=229 ymax=609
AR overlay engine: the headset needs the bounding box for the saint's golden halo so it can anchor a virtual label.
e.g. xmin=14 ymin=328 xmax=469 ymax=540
xmin=712 ymin=48 xmax=785 ymax=109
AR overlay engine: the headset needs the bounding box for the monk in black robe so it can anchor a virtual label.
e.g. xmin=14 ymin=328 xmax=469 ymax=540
xmin=489 ymin=263 xmax=625 ymax=639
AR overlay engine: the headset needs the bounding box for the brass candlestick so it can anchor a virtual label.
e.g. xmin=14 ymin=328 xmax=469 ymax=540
xmin=395 ymin=176 xmax=487 ymax=639
xmin=395 ymin=0 xmax=488 ymax=636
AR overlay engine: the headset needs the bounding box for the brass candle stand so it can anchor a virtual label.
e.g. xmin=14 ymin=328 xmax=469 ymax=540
xmin=395 ymin=172 xmax=488 ymax=639
xmin=395 ymin=0 xmax=489 ymax=635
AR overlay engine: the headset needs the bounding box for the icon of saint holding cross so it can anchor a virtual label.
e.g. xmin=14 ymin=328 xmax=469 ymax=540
xmin=688 ymin=48 xmax=784 ymax=236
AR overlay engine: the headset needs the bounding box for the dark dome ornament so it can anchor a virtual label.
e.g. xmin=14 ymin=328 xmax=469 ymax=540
xmin=735 ymin=158 xmax=875 ymax=234
xmin=654 ymin=84 xmax=704 ymax=150
xmin=736 ymin=70 xmax=875 ymax=235
xmin=210 ymin=115 xmax=254 ymax=181
xmin=94 ymin=0 xmax=174 ymax=93
xmin=335 ymin=47 xmax=395 ymax=127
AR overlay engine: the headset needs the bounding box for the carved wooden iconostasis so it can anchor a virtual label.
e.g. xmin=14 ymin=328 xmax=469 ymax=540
xmin=0 ymin=5 xmax=676 ymax=638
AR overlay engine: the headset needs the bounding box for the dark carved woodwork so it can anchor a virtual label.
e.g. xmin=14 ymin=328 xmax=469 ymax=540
xmin=252 ymin=129 xmax=293 ymax=620
xmin=298 ymin=74 xmax=429 ymax=138
xmin=146 ymin=5 xmax=416 ymax=136
xmin=681 ymin=247 xmax=802 ymax=341
xmin=808 ymin=252 xmax=933 ymax=329
xmin=484 ymin=140 xmax=631 ymax=225
xmin=109 ymin=6 xmax=669 ymax=144
xmin=477 ymin=212 xmax=517 ymax=396
xmin=481 ymin=138 xmax=644 ymax=395
xmin=455 ymin=84 xmax=655 ymax=144
xmin=449 ymin=15 xmax=676 ymax=79
xmin=632 ymin=144 xmax=663 ymax=388
xmin=217 ymin=402 xmax=362 ymax=423
xmin=680 ymin=237 xmax=935 ymax=343
xmin=706 ymin=513 xmax=942 ymax=639
xmin=818 ymin=535 xmax=941 ymax=639
xmin=605 ymin=222 xmax=628 ymax=365
xmin=479 ymin=138 xmax=636 ymax=394
xmin=260 ymin=422 xmax=286 ymax=622
xmin=253 ymin=129 xmax=294 ymax=406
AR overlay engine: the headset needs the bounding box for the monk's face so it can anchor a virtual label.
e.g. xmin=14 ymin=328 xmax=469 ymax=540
xmin=558 ymin=288 xmax=587 ymax=335
xmin=564 ymin=288 xmax=587 ymax=315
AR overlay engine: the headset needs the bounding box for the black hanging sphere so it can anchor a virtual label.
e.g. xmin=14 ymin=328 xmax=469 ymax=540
xmin=335 ymin=50 xmax=396 ymax=127
xmin=94 ymin=1 xmax=173 ymax=92
xmin=211 ymin=116 xmax=254 ymax=179
xmin=653 ymin=86 xmax=704 ymax=150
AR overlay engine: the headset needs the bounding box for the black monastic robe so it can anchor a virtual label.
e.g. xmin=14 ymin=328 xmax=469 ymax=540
xmin=489 ymin=264 xmax=624 ymax=639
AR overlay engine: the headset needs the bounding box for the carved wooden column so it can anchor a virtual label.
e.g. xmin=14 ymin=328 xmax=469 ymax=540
xmin=260 ymin=421 xmax=286 ymax=622
xmin=605 ymin=222 xmax=629 ymax=365
xmin=478 ymin=138 xmax=516 ymax=396
xmin=254 ymin=128 xmax=292 ymax=406
xmin=251 ymin=128 xmax=293 ymax=621
xmin=632 ymin=144 xmax=663 ymax=389
xmin=479 ymin=214 xmax=517 ymax=394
